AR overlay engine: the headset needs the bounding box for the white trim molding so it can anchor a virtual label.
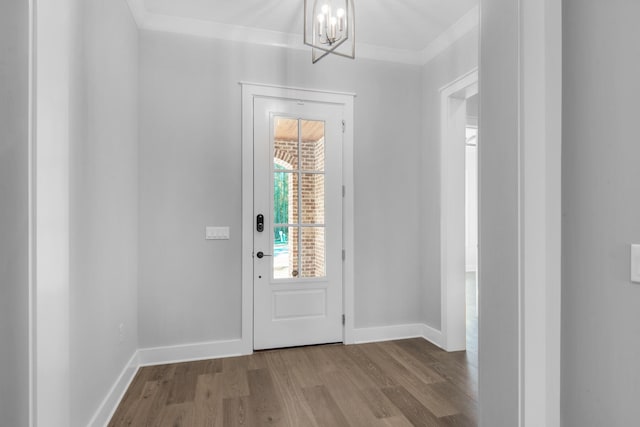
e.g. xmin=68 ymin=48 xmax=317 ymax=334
xmin=352 ymin=323 xmax=444 ymax=349
xmin=87 ymin=352 xmax=139 ymax=427
xmin=28 ymin=0 xmax=36 ymax=425
xmin=420 ymin=6 xmax=479 ymax=64
xmin=478 ymin=1 xmax=561 ymax=426
xmin=440 ymin=69 xmax=479 ymax=352
xmin=422 ymin=324 xmax=445 ymax=348
xmin=518 ymin=0 xmax=562 ymax=426
xmin=34 ymin=1 xmax=74 ymax=425
xmin=137 ymin=339 xmax=246 ymax=367
xmin=125 ymin=0 xmax=477 ymax=65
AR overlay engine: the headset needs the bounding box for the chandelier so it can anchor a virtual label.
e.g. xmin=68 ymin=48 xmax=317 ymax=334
xmin=304 ymin=0 xmax=355 ymax=63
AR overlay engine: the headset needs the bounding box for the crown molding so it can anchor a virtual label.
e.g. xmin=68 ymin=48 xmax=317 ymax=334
xmin=420 ymin=5 xmax=479 ymax=64
xmin=125 ymin=0 xmax=477 ymax=66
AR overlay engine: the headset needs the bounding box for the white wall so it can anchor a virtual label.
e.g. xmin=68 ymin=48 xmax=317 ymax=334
xmin=138 ymin=31 xmax=424 ymax=347
xmin=563 ymin=1 xmax=640 ymax=425
xmin=0 ymin=1 xmax=30 ymax=425
xmin=68 ymin=0 xmax=139 ymax=425
xmin=420 ymin=28 xmax=478 ymax=329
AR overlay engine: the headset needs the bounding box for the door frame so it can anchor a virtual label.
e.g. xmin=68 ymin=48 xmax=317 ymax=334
xmin=440 ymin=68 xmax=478 ymax=352
xmin=240 ymin=83 xmax=356 ymax=354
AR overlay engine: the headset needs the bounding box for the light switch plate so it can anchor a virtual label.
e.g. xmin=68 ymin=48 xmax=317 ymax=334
xmin=631 ymin=244 xmax=640 ymax=283
xmin=206 ymin=226 xmax=230 ymax=240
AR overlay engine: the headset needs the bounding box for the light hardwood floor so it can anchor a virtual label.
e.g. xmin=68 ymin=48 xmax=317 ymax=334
xmin=110 ymin=274 xmax=479 ymax=427
xmin=109 ymin=336 xmax=477 ymax=426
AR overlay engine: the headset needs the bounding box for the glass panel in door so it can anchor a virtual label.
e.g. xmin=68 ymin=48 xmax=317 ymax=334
xmin=273 ymin=117 xmax=326 ymax=280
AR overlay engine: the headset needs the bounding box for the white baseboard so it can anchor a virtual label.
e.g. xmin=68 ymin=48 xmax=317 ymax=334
xmin=352 ymin=323 xmax=445 ymax=350
xmin=422 ymin=323 xmax=445 ymax=349
xmin=88 ymin=351 xmax=139 ymax=427
xmin=137 ymin=338 xmax=247 ymax=367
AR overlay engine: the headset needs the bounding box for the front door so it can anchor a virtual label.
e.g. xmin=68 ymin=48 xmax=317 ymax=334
xmin=253 ymin=97 xmax=344 ymax=350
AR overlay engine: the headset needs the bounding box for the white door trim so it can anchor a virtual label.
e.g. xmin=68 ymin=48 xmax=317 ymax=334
xmin=240 ymin=83 xmax=355 ymax=354
xmin=440 ymin=68 xmax=478 ymax=352
xmin=518 ymin=1 xmax=562 ymax=425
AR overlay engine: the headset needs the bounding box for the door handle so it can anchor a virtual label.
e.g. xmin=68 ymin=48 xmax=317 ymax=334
xmin=256 ymin=214 xmax=264 ymax=232
xmin=256 ymin=251 xmax=272 ymax=259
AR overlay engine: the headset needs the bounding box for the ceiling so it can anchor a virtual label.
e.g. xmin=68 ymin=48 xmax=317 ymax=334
xmin=275 ymin=118 xmax=325 ymax=143
xmin=131 ymin=0 xmax=479 ymax=64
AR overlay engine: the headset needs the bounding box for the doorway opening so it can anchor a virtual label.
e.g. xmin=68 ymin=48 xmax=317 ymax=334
xmin=464 ymin=94 xmax=478 ymax=363
xmin=440 ymin=69 xmax=478 ymax=352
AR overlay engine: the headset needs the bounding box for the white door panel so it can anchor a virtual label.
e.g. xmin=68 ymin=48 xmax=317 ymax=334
xmin=253 ymin=97 xmax=343 ymax=350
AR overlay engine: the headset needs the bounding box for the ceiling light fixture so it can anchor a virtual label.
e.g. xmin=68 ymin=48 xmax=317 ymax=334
xmin=304 ymin=0 xmax=355 ymax=63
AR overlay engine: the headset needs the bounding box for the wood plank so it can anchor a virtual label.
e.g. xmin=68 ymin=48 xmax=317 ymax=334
xmin=391 ymin=339 xmax=443 ymax=364
xmin=157 ymin=402 xmax=195 ymax=427
xmin=363 ymin=342 xmax=460 ymax=417
xmin=382 ymin=415 xmax=416 ymax=427
xmin=319 ymin=369 xmax=385 ymax=427
xmin=264 ymin=351 xmax=319 ymax=427
xmin=167 ymin=361 xmax=203 ymax=404
xmin=437 ymin=413 xmax=477 ymax=427
xmin=317 ymin=344 xmax=380 ymax=390
xmin=112 ymin=367 xmax=151 ymax=410
xmin=189 ymin=358 xmax=224 ymax=375
xmin=193 ymin=373 xmax=224 ymax=427
xmin=358 ymin=387 xmax=402 ymax=419
xmin=279 ymin=347 xmax=324 ymax=389
xmin=302 ymin=385 xmax=351 ymax=427
xmin=343 ymin=345 xmax=397 ymax=388
xmin=381 ymin=386 xmax=441 ymax=427
xmin=108 ymin=380 xmax=160 ymax=427
xmin=380 ymin=340 xmax=447 ymax=384
xmin=143 ymin=365 xmax=178 ymax=427
xmin=223 ymin=396 xmax=250 ymax=427
xmin=247 ymin=351 xmax=269 ymax=370
xmin=246 ymin=368 xmax=287 ymax=426
xmin=220 ymin=356 xmax=250 ymax=398
xmin=429 ymin=381 xmax=479 ymax=423
xmin=430 ymin=361 xmax=478 ymax=401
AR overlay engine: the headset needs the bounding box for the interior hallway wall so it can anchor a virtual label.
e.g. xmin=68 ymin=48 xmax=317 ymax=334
xmin=0 ymin=1 xmax=30 ymax=425
xmin=69 ymin=0 xmax=139 ymax=425
xmin=562 ymin=1 xmax=640 ymax=425
xmin=420 ymin=27 xmax=479 ymax=329
xmin=138 ymin=31 xmax=423 ymax=347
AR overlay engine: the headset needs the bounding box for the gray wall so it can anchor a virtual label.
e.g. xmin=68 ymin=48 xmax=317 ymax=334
xmin=69 ymin=1 xmax=139 ymax=425
xmin=138 ymin=31 xmax=423 ymax=347
xmin=562 ymin=1 xmax=640 ymax=425
xmin=0 ymin=1 xmax=30 ymax=426
xmin=478 ymin=0 xmax=520 ymax=424
xmin=420 ymin=27 xmax=478 ymax=329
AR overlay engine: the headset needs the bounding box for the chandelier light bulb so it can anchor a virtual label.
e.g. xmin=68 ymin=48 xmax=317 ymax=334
xmin=321 ymin=4 xmax=329 ymax=14
xmin=336 ymin=8 xmax=345 ymax=31
xmin=329 ymin=16 xmax=338 ymax=39
xmin=317 ymin=13 xmax=325 ymax=36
